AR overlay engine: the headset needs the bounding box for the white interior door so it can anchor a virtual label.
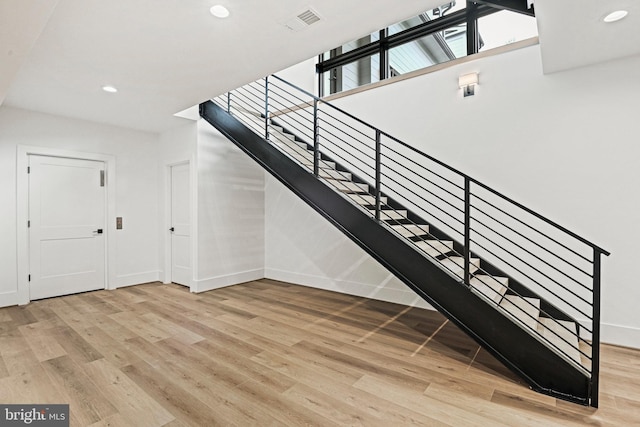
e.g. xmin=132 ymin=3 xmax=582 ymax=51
xmin=170 ymin=163 xmax=191 ymax=286
xmin=28 ymin=155 xmax=106 ymax=300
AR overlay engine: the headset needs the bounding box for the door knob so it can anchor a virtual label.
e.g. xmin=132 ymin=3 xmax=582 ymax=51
xmin=93 ymin=229 xmax=103 ymax=234
xmin=170 ymin=227 xmax=175 ymax=232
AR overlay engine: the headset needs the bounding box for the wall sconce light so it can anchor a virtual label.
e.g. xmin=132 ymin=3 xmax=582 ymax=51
xmin=459 ymin=72 xmax=478 ymax=97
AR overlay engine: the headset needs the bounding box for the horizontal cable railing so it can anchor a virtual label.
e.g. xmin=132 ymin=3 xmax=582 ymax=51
xmin=211 ymin=74 xmax=609 ymax=406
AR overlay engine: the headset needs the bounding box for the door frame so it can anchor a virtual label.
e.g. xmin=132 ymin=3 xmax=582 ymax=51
xmin=163 ymin=159 xmax=196 ymax=290
xmin=16 ymin=145 xmax=116 ymax=305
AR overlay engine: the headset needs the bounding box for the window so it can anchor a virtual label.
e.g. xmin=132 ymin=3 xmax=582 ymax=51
xmin=477 ymin=9 xmax=538 ymax=51
xmin=317 ymin=1 xmax=537 ymax=96
xmin=389 ymin=23 xmax=467 ymax=75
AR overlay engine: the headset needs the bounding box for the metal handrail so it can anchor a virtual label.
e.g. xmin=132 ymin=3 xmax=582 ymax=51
xmin=212 ymin=74 xmax=609 ymax=406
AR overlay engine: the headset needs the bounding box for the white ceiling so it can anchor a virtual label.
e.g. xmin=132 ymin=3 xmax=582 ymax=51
xmin=535 ymin=0 xmax=640 ymax=74
xmin=2 ymin=0 xmax=639 ymax=134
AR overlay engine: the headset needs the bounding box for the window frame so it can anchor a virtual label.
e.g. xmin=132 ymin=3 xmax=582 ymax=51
xmin=317 ymin=0 xmax=535 ymax=97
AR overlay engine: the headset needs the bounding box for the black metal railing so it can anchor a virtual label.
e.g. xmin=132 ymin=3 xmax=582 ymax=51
xmin=211 ymin=74 xmax=609 ymax=406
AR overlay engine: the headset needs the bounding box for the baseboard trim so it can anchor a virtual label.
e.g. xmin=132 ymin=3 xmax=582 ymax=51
xmin=0 ymin=291 xmax=20 ymax=308
xmin=114 ymin=271 xmax=160 ymax=289
xmin=601 ymin=322 xmax=640 ymax=349
xmin=194 ymin=269 xmax=264 ymax=293
xmin=264 ymin=268 xmax=433 ymax=310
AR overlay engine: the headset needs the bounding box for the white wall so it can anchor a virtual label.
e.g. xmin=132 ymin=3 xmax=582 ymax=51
xmin=301 ymin=45 xmax=640 ymax=348
xmin=0 ymin=106 xmax=160 ymax=306
xmin=265 ymin=175 xmax=432 ymax=309
xmin=194 ymin=121 xmax=265 ymax=291
xmin=275 ymin=57 xmax=317 ymax=95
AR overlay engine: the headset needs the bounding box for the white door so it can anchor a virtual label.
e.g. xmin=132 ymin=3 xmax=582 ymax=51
xmin=29 ymin=155 xmax=106 ymax=300
xmin=170 ymin=163 xmax=191 ymax=286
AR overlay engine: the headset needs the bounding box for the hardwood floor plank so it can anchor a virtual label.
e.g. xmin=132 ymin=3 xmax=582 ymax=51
xmin=0 ymin=356 xmax=8 ymax=379
xmin=232 ymin=378 xmax=338 ymax=427
xmin=4 ymin=305 xmax=38 ymax=326
xmin=139 ymin=312 xmax=205 ymax=345
xmin=109 ymin=311 xmax=172 ymax=343
xmin=19 ymin=322 xmax=67 ymax=362
xmin=193 ymin=339 xmax=297 ymax=394
xmin=78 ymin=326 xmax=144 ymax=368
xmin=490 ymin=390 xmax=603 ymax=426
xmin=121 ymin=361 xmax=225 ymax=427
xmin=282 ymin=382 xmax=388 ymax=427
xmin=136 ymin=301 xmax=264 ymax=357
xmin=0 ymin=362 xmax=64 ymax=403
xmin=43 ymin=355 xmax=118 ymax=425
xmin=50 ymin=324 xmax=104 ymax=364
xmin=354 ymin=373 xmax=499 ymax=426
xmin=82 ymin=358 xmax=175 ymax=427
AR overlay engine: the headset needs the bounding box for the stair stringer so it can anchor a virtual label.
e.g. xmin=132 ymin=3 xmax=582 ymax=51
xmin=200 ymin=100 xmax=590 ymax=405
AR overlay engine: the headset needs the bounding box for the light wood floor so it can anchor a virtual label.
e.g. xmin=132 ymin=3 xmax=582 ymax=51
xmin=0 ymin=280 xmax=638 ymax=426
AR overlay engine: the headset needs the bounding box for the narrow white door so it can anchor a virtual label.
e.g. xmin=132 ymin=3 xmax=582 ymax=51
xmin=170 ymin=163 xmax=191 ymax=286
xmin=29 ymin=155 xmax=106 ymax=300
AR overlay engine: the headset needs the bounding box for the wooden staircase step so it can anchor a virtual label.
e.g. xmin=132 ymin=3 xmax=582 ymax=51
xmin=271 ymin=139 xmax=308 ymax=155
xmin=270 ymin=127 xmax=296 ymax=140
xmin=499 ymin=295 xmax=540 ymax=331
xmin=326 ymin=180 xmax=369 ymax=193
xmin=370 ymin=209 xmax=408 ymax=220
xmin=298 ymin=156 xmax=336 ymax=169
xmin=469 ymin=275 xmax=508 ymax=305
xmin=349 ymin=194 xmax=388 ymax=205
xmin=414 ymin=240 xmax=453 ymax=257
xmin=390 ymin=224 xmax=429 ymax=238
xmin=439 ymin=256 xmax=480 ymax=278
xmin=537 ymin=318 xmax=582 ymax=365
xmin=579 ymin=340 xmax=592 ymax=372
xmin=319 ymin=168 xmax=352 ymax=181
xmin=270 ymin=133 xmax=308 ymax=150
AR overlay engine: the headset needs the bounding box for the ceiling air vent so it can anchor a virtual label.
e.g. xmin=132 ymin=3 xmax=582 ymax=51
xmin=284 ymin=8 xmax=321 ymax=31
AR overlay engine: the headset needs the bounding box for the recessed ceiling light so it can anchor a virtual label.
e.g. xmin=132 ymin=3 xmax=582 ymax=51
xmin=210 ymin=5 xmax=230 ymax=18
xmin=603 ymin=10 xmax=628 ymax=23
xmin=102 ymin=85 xmax=118 ymax=93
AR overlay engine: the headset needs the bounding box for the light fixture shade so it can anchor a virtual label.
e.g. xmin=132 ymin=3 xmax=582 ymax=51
xmin=458 ymin=72 xmax=478 ymax=89
xmin=210 ymin=5 xmax=230 ymax=18
xmin=102 ymin=85 xmax=118 ymax=93
xmin=603 ymin=10 xmax=628 ymax=23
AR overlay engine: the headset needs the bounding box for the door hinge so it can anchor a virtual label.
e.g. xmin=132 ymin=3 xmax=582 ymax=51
xmin=27 ymin=220 xmax=30 ymax=228
xmin=28 ymin=274 xmax=31 ymax=282
xmin=27 ymin=166 xmax=30 ymax=174
xmin=100 ymin=170 xmax=105 ymax=187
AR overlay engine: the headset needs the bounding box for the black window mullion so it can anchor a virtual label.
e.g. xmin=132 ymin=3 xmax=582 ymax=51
xmin=385 ymin=8 xmax=468 ymax=49
xmin=317 ymin=42 xmax=379 ymax=73
xmin=379 ymin=28 xmax=388 ymax=81
xmin=466 ymin=1 xmax=480 ymax=55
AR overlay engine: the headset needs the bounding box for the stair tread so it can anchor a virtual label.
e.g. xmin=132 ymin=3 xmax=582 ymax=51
xmin=270 ymin=134 xmax=308 ymax=151
xmin=349 ymin=194 xmax=388 ymax=205
xmin=537 ymin=318 xmax=581 ymax=364
xmin=579 ymin=340 xmax=592 ymax=371
xmin=439 ymin=256 xmax=480 ymax=278
xmin=391 ymin=224 xmax=429 ymax=238
xmin=469 ymin=275 xmax=508 ymax=304
xmin=319 ymin=168 xmax=352 ymax=181
xmin=326 ymin=180 xmax=368 ymax=193
xmin=369 ymin=209 xmax=408 ymax=220
xmin=499 ymin=295 xmax=540 ymax=331
xmin=414 ymin=240 xmax=453 ymax=257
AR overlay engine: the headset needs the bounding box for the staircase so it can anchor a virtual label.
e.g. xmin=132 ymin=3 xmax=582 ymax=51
xmin=200 ymin=75 xmax=609 ymax=407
